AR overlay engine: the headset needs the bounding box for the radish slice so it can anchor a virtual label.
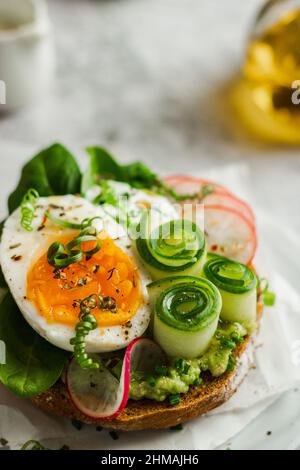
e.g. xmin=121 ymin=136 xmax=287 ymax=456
xmin=162 ymin=175 xmax=232 ymax=197
xmin=162 ymin=175 xmax=257 ymax=263
xmin=204 ymin=205 xmax=257 ymax=265
xmin=66 ymin=338 xmax=165 ymax=421
xmin=202 ymin=192 xmax=255 ymax=225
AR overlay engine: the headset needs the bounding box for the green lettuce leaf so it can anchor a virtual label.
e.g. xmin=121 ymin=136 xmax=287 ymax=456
xmin=8 ymin=143 xmax=81 ymax=213
xmin=0 ymin=293 xmax=69 ymax=397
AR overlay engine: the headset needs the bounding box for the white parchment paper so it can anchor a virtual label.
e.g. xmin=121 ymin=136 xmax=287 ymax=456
xmin=0 ymin=164 xmax=300 ymax=450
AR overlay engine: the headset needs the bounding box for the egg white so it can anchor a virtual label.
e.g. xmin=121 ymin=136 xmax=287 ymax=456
xmin=0 ymin=195 xmax=152 ymax=353
xmin=85 ymin=180 xmax=179 ymax=229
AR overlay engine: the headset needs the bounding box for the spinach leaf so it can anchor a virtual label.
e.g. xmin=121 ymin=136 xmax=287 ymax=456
xmin=0 ymin=269 xmax=6 ymax=289
xmin=81 ymin=146 xmax=158 ymax=194
xmin=81 ymin=147 xmax=123 ymax=194
xmin=121 ymin=161 xmax=158 ymax=189
xmin=8 ymin=143 xmax=81 ymax=213
xmin=0 ymin=293 xmax=69 ymax=397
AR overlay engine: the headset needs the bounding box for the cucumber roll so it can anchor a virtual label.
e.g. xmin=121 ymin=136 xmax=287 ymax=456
xmin=202 ymin=255 xmax=257 ymax=332
xmin=148 ymin=276 xmax=222 ymax=358
xmin=135 ymin=215 xmax=206 ymax=280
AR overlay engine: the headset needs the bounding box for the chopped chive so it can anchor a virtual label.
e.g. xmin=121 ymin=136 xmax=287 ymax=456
xmin=158 ymin=182 xmax=199 ymax=202
xmin=20 ymin=440 xmax=47 ymax=450
xmin=201 ymin=185 xmax=214 ymax=198
xmin=170 ymin=424 xmax=183 ymax=431
xmin=174 ymin=358 xmax=184 ymax=370
xmin=154 ymin=365 xmax=168 ymax=376
xmin=175 ymin=358 xmax=187 ymax=371
xmin=71 ymin=419 xmax=83 ymax=430
xmin=169 ymin=394 xmax=181 ymax=406
xmin=220 ymin=337 xmax=236 ymax=349
xmin=259 ymin=277 xmax=276 ymax=307
xmin=231 ymin=333 xmax=243 ymax=344
xmin=109 ymin=431 xmax=119 ymax=441
xmin=193 ymin=377 xmax=202 ymax=386
xmin=146 ymin=375 xmax=156 ymax=387
xmin=227 ymin=355 xmax=237 ymax=372
xmin=263 ymin=291 xmax=276 ymax=306
xmin=174 ymin=358 xmax=190 ymax=374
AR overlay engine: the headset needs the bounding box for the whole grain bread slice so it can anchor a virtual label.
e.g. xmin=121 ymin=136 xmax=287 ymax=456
xmin=30 ymin=302 xmax=263 ymax=431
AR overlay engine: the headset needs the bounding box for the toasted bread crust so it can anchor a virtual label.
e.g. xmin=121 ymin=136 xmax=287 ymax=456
xmin=30 ymin=302 xmax=263 ymax=431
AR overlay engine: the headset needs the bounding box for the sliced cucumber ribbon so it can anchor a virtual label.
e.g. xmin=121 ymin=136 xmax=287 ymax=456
xmin=148 ymin=276 xmax=222 ymax=358
xmin=203 ymin=254 xmax=257 ymax=293
xmin=136 ymin=214 xmax=206 ymax=279
xmin=203 ymin=255 xmax=257 ymax=332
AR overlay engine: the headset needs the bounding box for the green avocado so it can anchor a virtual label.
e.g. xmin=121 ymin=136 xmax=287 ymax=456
xmin=129 ymin=322 xmax=247 ymax=402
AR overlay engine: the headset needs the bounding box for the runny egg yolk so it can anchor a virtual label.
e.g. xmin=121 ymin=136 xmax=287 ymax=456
xmin=27 ymin=231 xmax=143 ymax=327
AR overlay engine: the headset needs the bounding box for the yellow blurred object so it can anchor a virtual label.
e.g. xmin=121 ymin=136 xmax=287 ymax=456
xmin=231 ymin=1 xmax=300 ymax=144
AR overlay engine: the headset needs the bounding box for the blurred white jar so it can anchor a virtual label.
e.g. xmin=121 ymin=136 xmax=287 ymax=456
xmin=0 ymin=0 xmax=55 ymax=110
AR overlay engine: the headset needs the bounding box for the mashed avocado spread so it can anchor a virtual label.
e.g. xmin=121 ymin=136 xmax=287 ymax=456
xmin=129 ymin=322 xmax=247 ymax=402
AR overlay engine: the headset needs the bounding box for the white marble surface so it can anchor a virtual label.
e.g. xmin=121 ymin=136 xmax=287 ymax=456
xmin=0 ymin=0 xmax=299 ymax=227
xmin=0 ymin=0 xmax=300 ymax=449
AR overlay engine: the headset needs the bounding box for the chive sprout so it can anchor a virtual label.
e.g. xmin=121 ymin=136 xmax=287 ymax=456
xmin=20 ymin=189 xmax=39 ymax=231
xmin=70 ymin=294 xmax=118 ymax=369
xmin=21 ymin=440 xmax=47 ymax=450
xmin=259 ymin=278 xmax=276 ymax=306
xmin=47 ymin=218 xmax=102 ymax=269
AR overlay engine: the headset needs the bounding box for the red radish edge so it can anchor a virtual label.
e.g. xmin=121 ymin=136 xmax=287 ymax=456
xmin=66 ymin=346 xmax=131 ymax=421
xmin=66 ymin=338 xmax=165 ymax=421
xmin=104 ymin=348 xmax=131 ymax=421
xmin=204 ymin=204 xmax=257 ymax=265
xmin=162 ymin=175 xmax=232 ymax=195
xmin=202 ymin=191 xmax=256 ymax=225
xmin=162 ymin=175 xmax=256 ymax=224
xmin=163 ymin=174 xmax=257 ymax=262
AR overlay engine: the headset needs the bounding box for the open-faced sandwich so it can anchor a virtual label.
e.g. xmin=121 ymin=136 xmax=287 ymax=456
xmin=0 ymin=144 xmax=275 ymax=431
